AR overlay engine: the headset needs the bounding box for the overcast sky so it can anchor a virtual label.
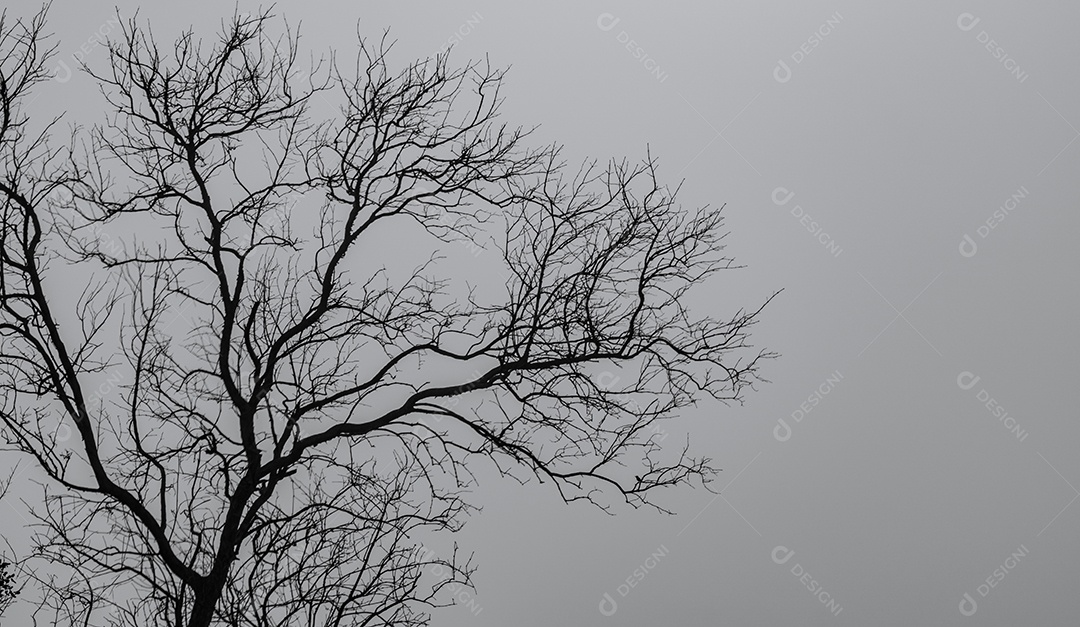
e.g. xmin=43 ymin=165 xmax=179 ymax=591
xmin=5 ymin=0 xmax=1079 ymax=625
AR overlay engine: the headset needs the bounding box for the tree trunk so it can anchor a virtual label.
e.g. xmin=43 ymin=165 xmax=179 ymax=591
xmin=186 ymin=578 xmax=225 ymax=627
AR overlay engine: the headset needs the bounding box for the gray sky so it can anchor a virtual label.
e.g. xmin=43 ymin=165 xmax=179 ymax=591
xmin=5 ymin=0 xmax=1079 ymax=625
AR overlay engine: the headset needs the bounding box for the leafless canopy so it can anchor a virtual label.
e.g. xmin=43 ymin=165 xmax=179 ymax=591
xmin=0 ymin=6 xmax=774 ymax=627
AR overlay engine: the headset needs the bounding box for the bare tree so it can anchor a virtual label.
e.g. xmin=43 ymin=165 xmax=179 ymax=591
xmin=0 ymin=6 xmax=774 ymax=626
xmin=0 ymin=468 xmax=20 ymax=619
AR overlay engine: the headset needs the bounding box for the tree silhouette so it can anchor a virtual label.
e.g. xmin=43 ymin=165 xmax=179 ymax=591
xmin=0 ymin=479 xmax=18 ymax=620
xmin=0 ymin=6 xmax=774 ymax=626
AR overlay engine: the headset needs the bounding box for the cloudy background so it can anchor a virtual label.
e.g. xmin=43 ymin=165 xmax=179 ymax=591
xmin=5 ymin=0 xmax=1079 ymax=624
